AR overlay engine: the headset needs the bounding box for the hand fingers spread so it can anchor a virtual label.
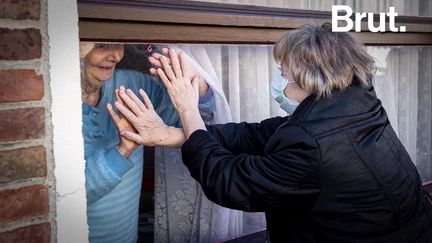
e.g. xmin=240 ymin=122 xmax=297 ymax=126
xmin=149 ymin=68 xmax=157 ymax=76
xmin=119 ymin=90 xmax=143 ymax=116
xmin=126 ymin=89 xmax=147 ymax=111
xmin=115 ymin=101 xmax=139 ymax=125
xmin=152 ymin=52 xmax=171 ymax=65
xmin=115 ymin=89 xmax=124 ymax=105
xmin=107 ymin=103 xmax=121 ymax=127
xmin=169 ymin=49 xmax=183 ymax=78
xmin=148 ymin=56 xmax=161 ymax=67
xmin=139 ymin=89 xmax=154 ymax=110
xmin=157 ymin=68 xmax=173 ymax=91
xmin=179 ymin=51 xmax=192 ymax=79
xmin=160 ymin=56 xmax=177 ymax=82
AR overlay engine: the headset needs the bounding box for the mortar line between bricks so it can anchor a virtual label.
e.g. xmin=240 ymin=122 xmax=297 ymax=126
xmin=0 ymin=215 xmax=50 ymax=233
xmin=0 ymin=138 xmax=45 ymax=151
xmin=0 ymin=178 xmax=48 ymax=191
xmin=0 ymin=20 xmax=40 ymax=29
xmin=0 ymin=102 xmax=45 ymax=111
xmin=0 ymin=60 xmax=42 ymax=71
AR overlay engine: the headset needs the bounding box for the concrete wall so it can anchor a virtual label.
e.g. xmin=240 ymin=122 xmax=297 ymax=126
xmin=48 ymin=0 xmax=88 ymax=242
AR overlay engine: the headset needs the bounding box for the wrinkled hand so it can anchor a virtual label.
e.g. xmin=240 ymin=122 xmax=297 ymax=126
xmin=148 ymin=47 xmax=198 ymax=78
xmin=107 ymin=86 xmax=138 ymax=158
xmin=115 ymin=88 xmax=170 ymax=146
xmin=149 ymin=47 xmax=209 ymax=96
xmin=157 ymin=49 xmax=201 ymax=114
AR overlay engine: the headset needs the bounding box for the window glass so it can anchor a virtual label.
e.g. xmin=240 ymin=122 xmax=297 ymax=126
xmin=80 ymin=42 xmax=432 ymax=242
xmin=82 ymin=42 xmax=432 ymax=181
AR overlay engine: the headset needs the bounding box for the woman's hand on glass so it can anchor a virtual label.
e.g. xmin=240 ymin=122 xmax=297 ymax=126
xmin=148 ymin=47 xmax=197 ymax=78
xmin=148 ymin=47 xmax=209 ymax=97
xmin=156 ymin=49 xmax=201 ymax=115
xmin=107 ymin=86 xmax=138 ymax=158
xmin=114 ymin=87 xmax=171 ymax=146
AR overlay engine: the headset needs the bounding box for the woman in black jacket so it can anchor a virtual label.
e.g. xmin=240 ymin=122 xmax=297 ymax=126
xmin=115 ymin=23 xmax=432 ymax=242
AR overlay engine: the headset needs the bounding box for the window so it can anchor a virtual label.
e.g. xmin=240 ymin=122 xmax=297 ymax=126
xmin=78 ymin=1 xmax=432 ymax=242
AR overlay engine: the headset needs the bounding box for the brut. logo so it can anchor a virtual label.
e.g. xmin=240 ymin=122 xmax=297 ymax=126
xmin=332 ymin=5 xmax=407 ymax=32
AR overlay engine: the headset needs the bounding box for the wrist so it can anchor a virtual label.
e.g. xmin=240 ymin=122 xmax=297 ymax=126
xmin=117 ymin=143 xmax=137 ymax=158
xmin=159 ymin=126 xmax=187 ymax=147
xmin=152 ymin=124 xmax=171 ymax=146
xmin=180 ymin=108 xmax=201 ymax=123
xmin=179 ymin=109 xmax=206 ymax=139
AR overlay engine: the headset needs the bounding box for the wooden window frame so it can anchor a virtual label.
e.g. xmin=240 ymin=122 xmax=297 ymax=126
xmin=78 ymin=0 xmax=432 ymax=45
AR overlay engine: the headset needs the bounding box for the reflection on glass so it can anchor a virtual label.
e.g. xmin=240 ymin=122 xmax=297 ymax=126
xmin=182 ymin=0 xmax=432 ymax=16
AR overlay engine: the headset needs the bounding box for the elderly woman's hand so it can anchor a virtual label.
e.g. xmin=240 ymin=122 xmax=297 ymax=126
xmin=114 ymin=87 xmax=188 ymax=147
xmin=113 ymin=87 xmax=170 ymax=146
xmin=148 ymin=47 xmax=198 ymax=78
xmin=149 ymin=47 xmax=209 ymax=97
xmin=107 ymin=86 xmax=138 ymax=158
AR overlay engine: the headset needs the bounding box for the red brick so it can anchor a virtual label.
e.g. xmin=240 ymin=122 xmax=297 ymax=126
xmin=0 ymin=69 xmax=44 ymax=103
xmin=0 ymin=146 xmax=46 ymax=183
xmin=0 ymin=0 xmax=40 ymax=20
xmin=0 ymin=223 xmax=50 ymax=243
xmin=0 ymin=28 xmax=41 ymax=60
xmin=0 ymin=108 xmax=45 ymax=142
xmin=0 ymin=184 xmax=49 ymax=224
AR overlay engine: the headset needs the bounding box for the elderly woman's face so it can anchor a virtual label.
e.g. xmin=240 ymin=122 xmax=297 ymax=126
xmin=84 ymin=44 xmax=124 ymax=83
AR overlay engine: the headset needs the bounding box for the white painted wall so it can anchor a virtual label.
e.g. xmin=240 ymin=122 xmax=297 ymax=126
xmin=47 ymin=0 xmax=88 ymax=242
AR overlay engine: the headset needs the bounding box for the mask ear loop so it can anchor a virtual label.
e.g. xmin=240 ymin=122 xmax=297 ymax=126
xmin=278 ymin=66 xmax=295 ymax=84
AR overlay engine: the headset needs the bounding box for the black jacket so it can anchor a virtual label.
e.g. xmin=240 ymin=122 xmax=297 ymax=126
xmin=181 ymin=83 xmax=432 ymax=242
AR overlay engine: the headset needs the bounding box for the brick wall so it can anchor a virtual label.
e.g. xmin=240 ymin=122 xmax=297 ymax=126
xmin=0 ymin=0 xmax=54 ymax=242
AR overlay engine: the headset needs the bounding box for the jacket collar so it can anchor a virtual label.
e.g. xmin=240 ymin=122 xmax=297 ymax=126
xmin=288 ymin=82 xmax=380 ymax=124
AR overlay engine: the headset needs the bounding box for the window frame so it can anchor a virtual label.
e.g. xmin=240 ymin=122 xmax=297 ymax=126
xmin=78 ymin=0 xmax=432 ymax=45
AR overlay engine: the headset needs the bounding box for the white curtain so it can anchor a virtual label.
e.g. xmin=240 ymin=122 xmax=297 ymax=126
xmin=154 ymin=45 xmax=280 ymax=243
xmin=371 ymin=46 xmax=432 ymax=181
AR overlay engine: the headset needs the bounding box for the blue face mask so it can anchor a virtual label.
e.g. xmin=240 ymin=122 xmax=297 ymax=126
xmin=271 ymin=68 xmax=299 ymax=115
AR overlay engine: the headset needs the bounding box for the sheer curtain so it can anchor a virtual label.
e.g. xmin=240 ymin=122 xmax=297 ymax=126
xmin=371 ymin=46 xmax=432 ymax=181
xmin=154 ymin=45 xmax=276 ymax=243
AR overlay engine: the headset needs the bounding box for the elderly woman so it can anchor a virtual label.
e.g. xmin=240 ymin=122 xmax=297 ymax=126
xmin=116 ymin=23 xmax=432 ymax=242
xmin=80 ymin=43 xmax=214 ymax=243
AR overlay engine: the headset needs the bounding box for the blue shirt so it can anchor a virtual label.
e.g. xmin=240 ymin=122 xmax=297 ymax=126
xmin=83 ymin=69 xmax=214 ymax=243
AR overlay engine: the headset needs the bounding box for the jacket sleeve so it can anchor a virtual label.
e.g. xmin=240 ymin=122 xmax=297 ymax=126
xmin=85 ymin=146 xmax=140 ymax=204
xmin=181 ymin=124 xmax=320 ymax=212
xmin=205 ymin=116 xmax=288 ymax=155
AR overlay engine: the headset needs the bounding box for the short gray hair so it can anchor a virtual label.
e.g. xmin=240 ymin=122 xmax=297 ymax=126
xmin=273 ymin=22 xmax=375 ymax=99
